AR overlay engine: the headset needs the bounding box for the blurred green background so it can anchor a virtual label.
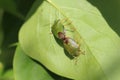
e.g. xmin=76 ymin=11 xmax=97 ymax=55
xmin=0 ymin=0 xmax=120 ymax=80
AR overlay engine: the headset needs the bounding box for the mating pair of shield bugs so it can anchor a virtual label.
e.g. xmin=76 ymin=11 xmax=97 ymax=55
xmin=52 ymin=19 xmax=84 ymax=58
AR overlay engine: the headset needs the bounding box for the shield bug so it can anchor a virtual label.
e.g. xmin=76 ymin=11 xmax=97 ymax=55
xmin=52 ymin=19 xmax=84 ymax=59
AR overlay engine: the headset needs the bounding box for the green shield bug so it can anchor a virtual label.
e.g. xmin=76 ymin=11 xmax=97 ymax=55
xmin=52 ymin=18 xmax=84 ymax=59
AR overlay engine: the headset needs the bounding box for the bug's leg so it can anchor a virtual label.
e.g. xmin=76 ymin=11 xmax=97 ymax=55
xmin=60 ymin=18 xmax=68 ymax=24
xmin=59 ymin=18 xmax=71 ymax=25
xmin=74 ymin=57 xmax=79 ymax=65
xmin=63 ymin=18 xmax=72 ymax=26
xmin=65 ymin=29 xmax=74 ymax=32
xmin=81 ymin=50 xmax=85 ymax=55
xmin=73 ymin=51 xmax=84 ymax=65
xmin=66 ymin=19 xmax=72 ymax=26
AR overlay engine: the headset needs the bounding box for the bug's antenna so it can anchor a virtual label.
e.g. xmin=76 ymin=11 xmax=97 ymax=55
xmin=65 ymin=29 xmax=74 ymax=32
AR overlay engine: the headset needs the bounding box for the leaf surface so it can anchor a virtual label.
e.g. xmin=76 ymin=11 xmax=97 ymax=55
xmin=13 ymin=46 xmax=54 ymax=80
xmin=19 ymin=0 xmax=120 ymax=80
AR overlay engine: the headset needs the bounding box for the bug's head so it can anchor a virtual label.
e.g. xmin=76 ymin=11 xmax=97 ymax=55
xmin=58 ymin=32 xmax=65 ymax=40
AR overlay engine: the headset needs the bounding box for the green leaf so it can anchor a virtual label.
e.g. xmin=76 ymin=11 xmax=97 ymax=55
xmin=13 ymin=46 xmax=54 ymax=80
xmin=0 ymin=63 xmax=14 ymax=80
xmin=0 ymin=62 xmax=4 ymax=76
xmin=19 ymin=0 xmax=120 ymax=80
xmin=2 ymin=69 xmax=14 ymax=80
xmin=88 ymin=0 xmax=120 ymax=36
